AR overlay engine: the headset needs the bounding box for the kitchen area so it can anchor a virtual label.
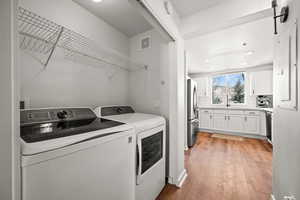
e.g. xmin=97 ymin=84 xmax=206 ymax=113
xmin=193 ymin=68 xmax=273 ymax=143
xmin=185 ymin=16 xmax=275 ymax=148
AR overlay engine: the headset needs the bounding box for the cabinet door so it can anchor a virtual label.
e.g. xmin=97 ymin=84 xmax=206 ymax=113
xmin=227 ymin=115 xmax=244 ymax=132
xmin=199 ymin=111 xmax=211 ymax=129
xmin=196 ymin=77 xmax=208 ymax=97
xmin=244 ymin=116 xmax=260 ymax=134
xmin=213 ymin=113 xmax=227 ymax=131
xmin=250 ymin=70 xmax=273 ymax=95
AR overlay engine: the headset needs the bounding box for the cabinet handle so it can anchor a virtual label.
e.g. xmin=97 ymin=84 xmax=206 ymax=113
xmin=210 ymin=115 xmax=212 ymax=119
xmin=225 ymin=116 xmax=227 ymax=120
xmin=245 ymin=116 xmax=247 ymax=121
xmin=228 ymin=116 xmax=230 ymax=120
xmin=252 ymin=89 xmax=255 ymax=95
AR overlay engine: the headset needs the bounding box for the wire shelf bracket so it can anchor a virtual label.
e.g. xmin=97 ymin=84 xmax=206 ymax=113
xmin=18 ymin=7 xmax=147 ymax=71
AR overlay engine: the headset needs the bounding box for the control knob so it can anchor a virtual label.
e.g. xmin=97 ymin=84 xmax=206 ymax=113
xmin=57 ymin=110 xmax=68 ymax=120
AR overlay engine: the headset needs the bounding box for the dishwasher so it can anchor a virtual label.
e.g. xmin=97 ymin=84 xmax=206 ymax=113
xmin=266 ymin=111 xmax=273 ymax=143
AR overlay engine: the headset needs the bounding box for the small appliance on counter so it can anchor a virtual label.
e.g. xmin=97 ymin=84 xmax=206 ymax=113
xmin=256 ymin=95 xmax=273 ymax=108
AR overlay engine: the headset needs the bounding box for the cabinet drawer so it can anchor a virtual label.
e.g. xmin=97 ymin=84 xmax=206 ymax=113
xmin=245 ymin=111 xmax=260 ymax=115
xmin=200 ymin=110 xmax=212 ymax=114
xmin=213 ymin=109 xmax=227 ymax=114
xmin=228 ymin=110 xmax=244 ymax=115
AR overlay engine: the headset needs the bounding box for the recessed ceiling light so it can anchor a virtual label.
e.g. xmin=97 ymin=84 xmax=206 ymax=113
xmin=92 ymin=0 xmax=103 ymax=3
xmin=246 ymin=51 xmax=254 ymax=55
xmin=205 ymin=59 xmax=209 ymax=63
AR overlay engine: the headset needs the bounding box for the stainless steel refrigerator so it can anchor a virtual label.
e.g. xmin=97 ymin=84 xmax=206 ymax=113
xmin=187 ymin=79 xmax=199 ymax=147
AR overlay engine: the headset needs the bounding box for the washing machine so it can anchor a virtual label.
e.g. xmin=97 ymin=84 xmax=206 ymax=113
xmin=21 ymin=107 xmax=136 ymax=200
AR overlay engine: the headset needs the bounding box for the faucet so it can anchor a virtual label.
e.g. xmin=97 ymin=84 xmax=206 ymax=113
xmin=226 ymin=94 xmax=230 ymax=107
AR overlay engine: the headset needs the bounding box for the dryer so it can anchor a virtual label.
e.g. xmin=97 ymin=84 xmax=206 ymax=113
xmin=94 ymin=106 xmax=166 ymax=200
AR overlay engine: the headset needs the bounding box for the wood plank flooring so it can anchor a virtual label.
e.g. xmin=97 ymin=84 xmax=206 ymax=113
xmin=157 ymin=132 xmax=272 ymax=200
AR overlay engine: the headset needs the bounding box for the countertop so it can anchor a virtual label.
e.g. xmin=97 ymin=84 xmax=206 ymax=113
xmin=198 ymin=106 xmax=273 ymax=112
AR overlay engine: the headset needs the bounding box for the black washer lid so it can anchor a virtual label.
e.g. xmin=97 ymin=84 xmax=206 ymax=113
xmin=20 ymin=108 xmax=125 ymax=143
xmin=101 ymin=106 xmax=135 ymax=116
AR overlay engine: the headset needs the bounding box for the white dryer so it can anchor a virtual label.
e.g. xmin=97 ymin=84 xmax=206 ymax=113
xmin=94 ymin=106 xmax=166 ymax=200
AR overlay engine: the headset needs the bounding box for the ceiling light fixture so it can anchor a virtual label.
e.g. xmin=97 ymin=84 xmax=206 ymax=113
xmin=92 ymin=0 xmax=103 ymax=3
xmin=246 ymin=51 xmax=254 ymax=55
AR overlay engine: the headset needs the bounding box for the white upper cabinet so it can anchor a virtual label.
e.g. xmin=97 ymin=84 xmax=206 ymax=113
xmin=250 ymin=70 xmax=273 ymax=96
xmin=195 ymin=77 xmax=208 ymax=97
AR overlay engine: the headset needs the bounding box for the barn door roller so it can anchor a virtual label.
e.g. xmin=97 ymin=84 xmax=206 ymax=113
xmin=272 ymin=0 xmax=289 ymax=35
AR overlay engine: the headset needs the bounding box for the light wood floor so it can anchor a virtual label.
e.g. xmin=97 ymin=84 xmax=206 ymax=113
xmin=157 ymin=132 xmax=272 ymax=200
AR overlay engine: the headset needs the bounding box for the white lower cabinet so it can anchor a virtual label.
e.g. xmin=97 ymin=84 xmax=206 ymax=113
xmin=199 ymin=109 xmax=262 ymax=136
xmin=244 ymin=115 xmax=260 ymax=134
xmin=200 ymin=110 xmax=212 ymax=129
xmin=227 ymin=115 xmax=245 ymax=132
xmin=213 ymin=114 xmax=227 ymax=130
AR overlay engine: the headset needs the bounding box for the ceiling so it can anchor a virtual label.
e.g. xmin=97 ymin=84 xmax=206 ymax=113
xmin=186 ymin=17 xmax=274 ymax=74
xmin=170 ymin=0 xmax=225 ymax=17
xmin=73 ymin=0 xmax=153 ymax=37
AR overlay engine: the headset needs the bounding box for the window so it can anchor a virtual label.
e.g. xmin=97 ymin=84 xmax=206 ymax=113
xmin=212 ymin=72 xmax=245 ymax=105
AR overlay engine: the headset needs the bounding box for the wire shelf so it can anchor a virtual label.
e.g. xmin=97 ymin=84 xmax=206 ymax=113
xmin=18 ymin=7 xmax=146 ymax=71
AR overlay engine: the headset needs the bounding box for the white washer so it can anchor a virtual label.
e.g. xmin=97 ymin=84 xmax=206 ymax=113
xmin=94 ymin=106 xmax=166 ymax=200
xmin=21 ymin=108 xmax=136 ymax=200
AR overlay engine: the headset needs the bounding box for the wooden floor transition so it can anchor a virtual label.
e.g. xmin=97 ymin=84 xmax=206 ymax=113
xmin=157 ymin=132 xmax=272 ymax=200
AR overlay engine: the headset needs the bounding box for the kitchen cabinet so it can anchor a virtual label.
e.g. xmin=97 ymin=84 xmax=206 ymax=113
xmin=199 ymin=108 xmax=263 ymax=136
xmin=195 ymin=77 xmax=208 ymax=97
xmin=227 ymin=115 xmax=245 ymax=132
xmin=250 ymin=70 xmax=273 ymax=96
xmin=244 ymin=115 xmax=260 ymax=134
xmin=213 ymin=113 xmax=227 ymax=130
xmin=199 ymin=110 xmax=212 ymax=129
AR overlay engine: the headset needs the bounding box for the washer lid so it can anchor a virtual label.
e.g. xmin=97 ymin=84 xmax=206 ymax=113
xmin=21 ymin=123 xmax=133 ymax=156
xmin=21 ymin=108 xmax=125 ymax=143
xmin=101 ymin=113 xmax=166 ymax=133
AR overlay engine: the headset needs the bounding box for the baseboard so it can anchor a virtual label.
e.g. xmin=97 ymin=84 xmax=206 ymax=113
xmin=175 ymin=169 xmax=187 ymax=188
xmin=199 ymin=129 xmax=267 ymax=140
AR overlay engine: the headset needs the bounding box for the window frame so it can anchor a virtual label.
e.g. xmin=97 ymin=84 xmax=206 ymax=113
xmin=211 ymin=72 xmax=246 ymax=106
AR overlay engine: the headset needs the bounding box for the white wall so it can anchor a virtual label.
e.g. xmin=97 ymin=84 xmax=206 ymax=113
xmin=273 ymin=0 xmax=300 ymax=199
xmin=19 ymin=0 xmax=131 ymax=109
xmin=129 ymin=29 xmax=168 ymax=115
xmin=190 ymin=65 xmax=273 ymax=107
xmin=19 ymin=0 xmax=129 ymax=55
xmin=181 ymin=0 xmax=270 ymax=38
xmin=141 ymin=0 xmax=187 ymax=186
xmin=0 ymin=0 xmax=20 ymax=200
